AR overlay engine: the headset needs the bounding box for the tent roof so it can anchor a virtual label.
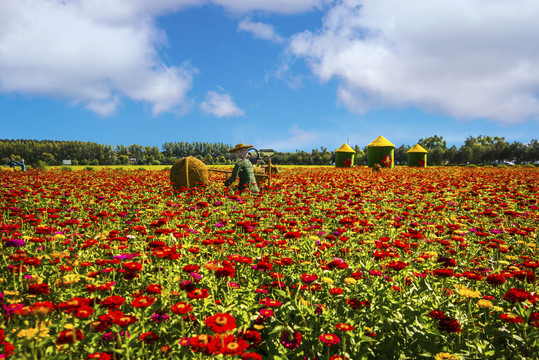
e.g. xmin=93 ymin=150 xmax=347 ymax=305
xmin=367 ymin=135 xmax=395 ymax=148
xmin=335 ymin=143 xmax=356 ymax=153
xmin=407 ymin=144 xmax=428 ymax=153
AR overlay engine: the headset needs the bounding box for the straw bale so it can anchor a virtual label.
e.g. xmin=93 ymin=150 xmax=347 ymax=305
xmin=170 ymin=156 xmax=209 ymax=189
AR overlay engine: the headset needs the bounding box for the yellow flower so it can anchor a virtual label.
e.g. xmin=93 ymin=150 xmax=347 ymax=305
xmin=321 ymin=277 xmax=334 ymax=285
xmin=344 ymin=277 xmax=357 ymax=285
xmin=302 ymin=261 xmax=312 ymax=265
xmin=24 ymin=275 xmax=43 ymax=285
xmin=434 ymin=352 xmax=458 ymax=360
xmin=14 ymin=322 xmax=51 ymax=340
xmin=477 ymin=299 xmax=493 ymax=308
xmin=309 ymin=235 xmax=319 ymax=241
xmin=3 ymin=290 xmax=19 ymax=296
xmin=455 ymin=284 xmax=480 ymax=299
xmin=504 ymin=255 xmax=517 ymax=261
xmin=491 ymin=306 xmax=504 ymax=312
xmin=54 ymin=234 xmax=66 ymax=239
xmin=415 ymin=258 xmax=426 ymax=264
xmin=253 ymin=325 xmax=264 ymax=330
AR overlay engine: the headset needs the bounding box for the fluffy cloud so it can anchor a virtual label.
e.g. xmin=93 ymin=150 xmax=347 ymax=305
xmin=200 ymin=88 xmax=245 ymax=118
xmin=238 ymin=18 xmax=283 ymax=43
xmin=211 ymin=0 xmax=323 ymax=14
xmin=0 ymin=0 xmax=200 ymax=116
xmin=260 ymin=125 xmax=319 ymax=151
xmin=289 ymin=0 xmax=539 ymax=123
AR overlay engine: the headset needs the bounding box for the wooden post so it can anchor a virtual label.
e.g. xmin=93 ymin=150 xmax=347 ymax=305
xmin=268 ymin=158 xmax=272 ymax=187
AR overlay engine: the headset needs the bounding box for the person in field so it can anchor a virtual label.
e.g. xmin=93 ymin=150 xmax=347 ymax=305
xmin=4 ymin=157 xmax=26 ymax=171
xmin=224 ymin=143 xmax=259 ymax=194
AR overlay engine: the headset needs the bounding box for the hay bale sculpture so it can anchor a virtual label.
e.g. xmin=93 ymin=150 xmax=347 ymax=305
xmin=170 ymin=156 xmax=209 ymax=189
xmin=367 ymin=135 xmax=396 ymax=168
xmin=335 ymin=143 xmax=355 ymax=167
xmin=407 ymin=144 xmax=428 ymax=167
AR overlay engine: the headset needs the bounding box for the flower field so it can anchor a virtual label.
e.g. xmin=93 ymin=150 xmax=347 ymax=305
xmin=1 ymin=166 xmax=538 ymax=360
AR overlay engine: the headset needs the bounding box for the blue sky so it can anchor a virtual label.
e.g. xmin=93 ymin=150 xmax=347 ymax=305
xmin=1 ymin=0 xmax=538 ymax=152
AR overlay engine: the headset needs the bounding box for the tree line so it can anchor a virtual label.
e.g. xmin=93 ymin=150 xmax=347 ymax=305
xmin=1 ymin=136 xmax=537 ymax=167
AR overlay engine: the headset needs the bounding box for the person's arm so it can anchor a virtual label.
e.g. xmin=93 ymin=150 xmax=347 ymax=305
xmin=224 ymin=163 xmax=241 ymax=187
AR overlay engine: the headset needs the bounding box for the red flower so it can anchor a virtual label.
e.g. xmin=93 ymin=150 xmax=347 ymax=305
xmin=347 ymin=298 xmax=370 ymax=309
xmin=344 ymin=158 xmax=352 ymax=167
xmin=56 ymin=329 xmax=84 ymax=344
xmin=240 ymin=329 xmax=262 ymax=347
xmin=113 ymin=314 xmax=138 ymax=327
xmin=504 ymin=288 xmax=533 ymax=303
xmin=254 ymin=261 xmax=273 ymax=271
xmin=171 ymin=302 xmax=194 ymax=314
xmin=462 ymin=271 xmax=483 ymax=281
xmin=122 ymin=262 xmax=143 ymax=272
xmin=500 ymin=313 xmax=524 ymax=323
xmin=486 ymin=273 xmax=506 ymax=286
xmin=385 ymin=260 xmax=409 ymax=271
xmin=429 ymin=310 xmax=446 ymax=319
xmin=215 ymin=266 xmax=236 ymax=278
xmin=189 ymin=334 xmax=216 ymax=355
xmin=146 ymin=284 xmax=162 ymax=294
xmin=301 ymin=273 xmax=318 ymax=284
xmin=528 ymin=312 xmax=539 ymax=328
xmin=330 ymin=287 xmax=344 ymax=295
xmin=74 ymin=306 xmax=94 ymax=319
xmin=187 ymin=288 xmax=210 ymax=299
xmin=243 ymin=353 xmax=263 ymax=360
xmin=205 ymin=313 xmax=237 ymax=333
xmin=28 ymin=283 xmax=50 ymax=295
xmin=319 ymin=333 xmax=340 ymax=346
xmin=100 ymin=295 xmax=126 ymax=310
xmin=130 ymin=295 xmax=156 ymax=308
xmin=217 ymin=334 xmax=249 ymax=355
xmin=139 ymin=331 xmax=160 ymax=344
xmin=438 ymin=317 xmax=461 ymax=333
xmin=433 ymin=268 xmax=454 ymax=277
xmin=335 ymin=323 xmax=354 ymax=331
xmin=85 ymin=353 xmax=113 ymax=360
xmin=280 ymin=331 xmax=302 ymax=349
xmin=183 ymin=264 xmax=200 ymax=273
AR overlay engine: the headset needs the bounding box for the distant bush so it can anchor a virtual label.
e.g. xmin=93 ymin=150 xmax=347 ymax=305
xmin=60 ymin=166 xmax=73 ymax=171
xmin=34 ymin=160 xmax=48 ymax=170
xmin=85 ymin=166 xmax=94 ymax=171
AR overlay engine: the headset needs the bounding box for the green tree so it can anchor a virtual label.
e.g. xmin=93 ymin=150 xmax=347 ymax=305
xmin=40 ymin=152 xmax=56 ymax=165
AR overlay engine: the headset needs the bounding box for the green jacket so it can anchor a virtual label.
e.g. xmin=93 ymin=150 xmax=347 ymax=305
xmin=224 ymin=158 xmax=259 ymax=193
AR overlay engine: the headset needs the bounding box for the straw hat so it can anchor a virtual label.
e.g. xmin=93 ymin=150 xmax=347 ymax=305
xmin=229 ymin=143 xmax=253 ymax=153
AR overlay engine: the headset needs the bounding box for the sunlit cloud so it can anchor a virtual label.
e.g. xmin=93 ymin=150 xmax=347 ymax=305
xmin=289 ymin=0 xmax=539 ymax=123
xmin=200 ymin=88 xmax=245 ymax=118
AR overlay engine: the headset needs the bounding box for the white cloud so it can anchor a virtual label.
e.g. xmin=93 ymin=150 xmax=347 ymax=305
xmin=211 ymin=0 xmax=324 ymax=14
xmin=260 ymin=125 xmax=319 ymax=151
xmin=200 ymin=88 xmax=245 ymax=117
xmin=0 ymin=0 xmax=198 ymax=116
xmin=289 ymin=0 xmax=539 ymax=123
xmin=238 ymin=18 xmax=283 ymax=43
